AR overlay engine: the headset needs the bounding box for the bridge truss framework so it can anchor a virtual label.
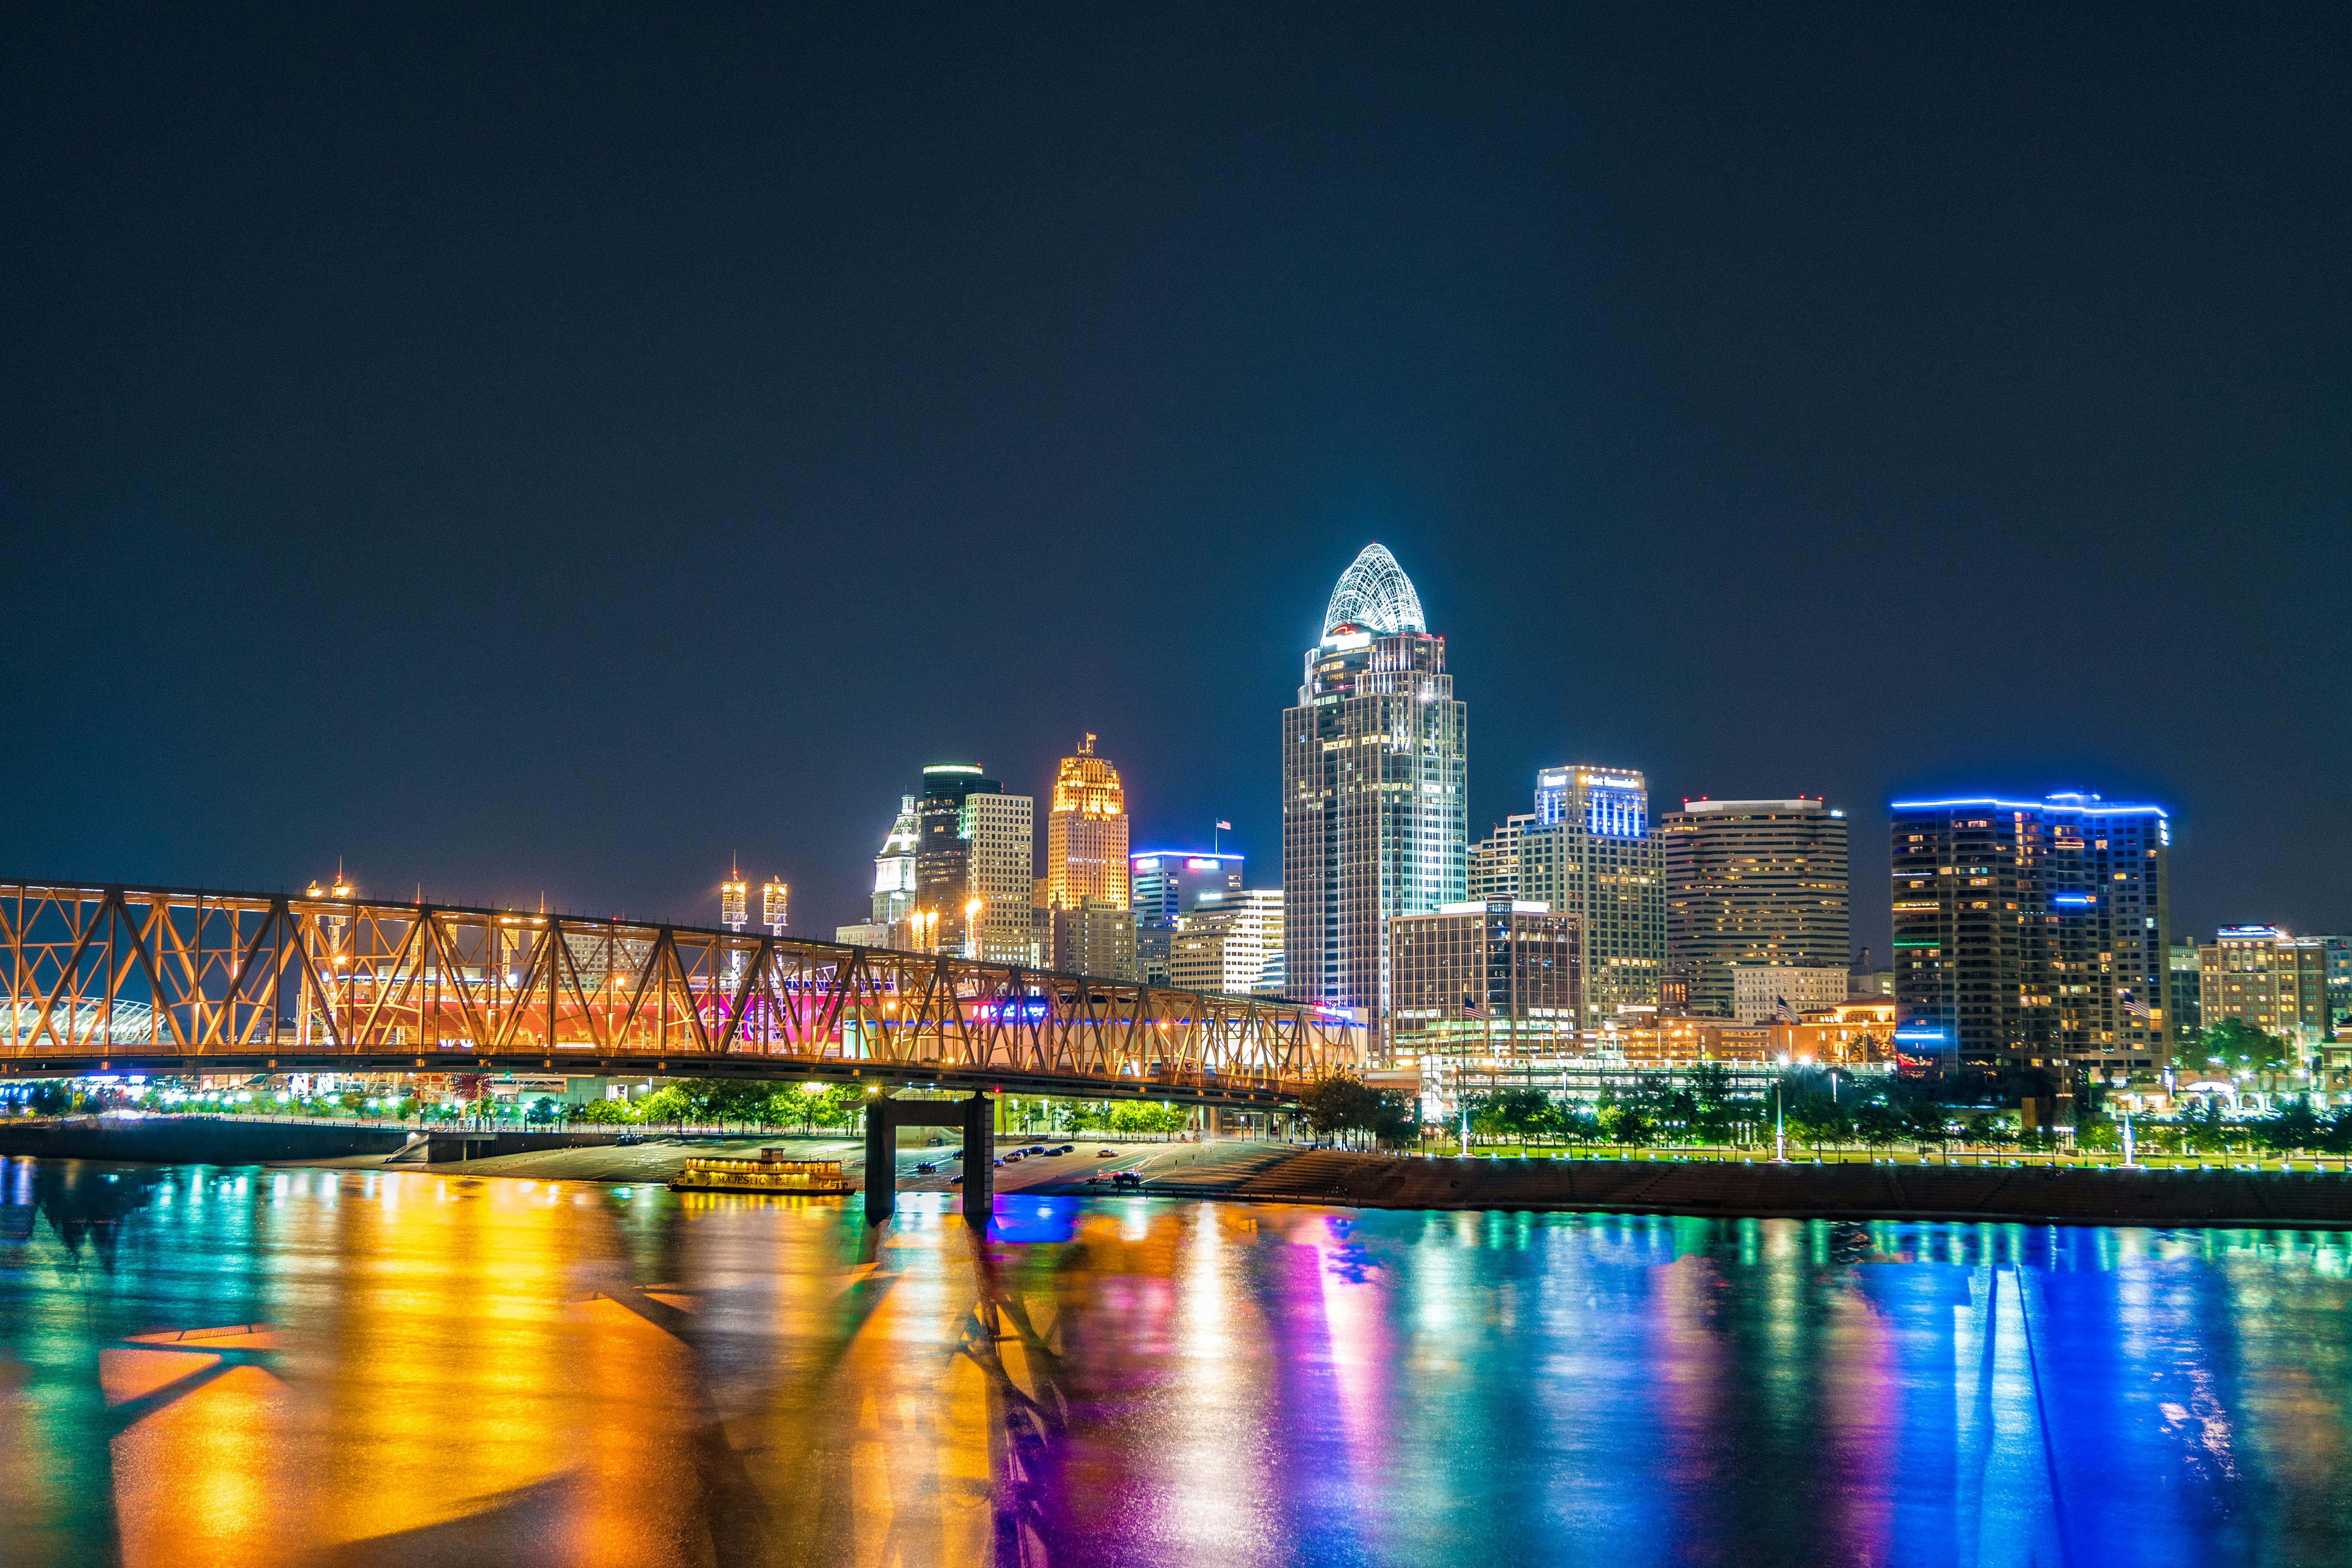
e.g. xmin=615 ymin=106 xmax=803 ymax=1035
xmin=0 ymin=881 xmax=1365 ymax=1106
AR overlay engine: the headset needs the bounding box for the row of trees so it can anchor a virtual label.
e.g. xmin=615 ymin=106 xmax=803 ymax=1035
xmin=572 ymin=1082 xmax=1193 ymax=1136
xmin=1296 ymin=1075 xmax=1417 ymax=1147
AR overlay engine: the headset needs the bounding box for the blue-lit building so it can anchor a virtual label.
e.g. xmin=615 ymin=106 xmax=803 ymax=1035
xmin=1130 ymin=851 xmax=1243 ymax=986
xmin=1518 ymin=766 xmax=1665 ymax=1027
xmin=1890 ymin=792 xmax=2173 ymax=1101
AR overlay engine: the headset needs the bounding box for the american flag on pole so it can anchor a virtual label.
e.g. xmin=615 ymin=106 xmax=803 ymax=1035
xmin=2119 ymin=987 xmax=2151 ymax=1019
xmin=1774 ymin=996 xmax=1797 ymax=1024
xmin=1216 ymin=820 xmax=1232 ymax=831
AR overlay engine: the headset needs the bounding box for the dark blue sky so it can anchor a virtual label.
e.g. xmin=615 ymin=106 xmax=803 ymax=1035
xmin=4 ymin=4 xmax=2346 ymax=956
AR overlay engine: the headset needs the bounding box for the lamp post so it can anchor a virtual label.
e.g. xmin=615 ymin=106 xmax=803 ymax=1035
xmin=1774 ymin=1058 xmax=1788 ymax=1164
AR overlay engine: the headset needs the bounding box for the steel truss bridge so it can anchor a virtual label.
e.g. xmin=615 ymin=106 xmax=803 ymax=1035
xmin=0 ymin=881 xmax=1365 ymax=1107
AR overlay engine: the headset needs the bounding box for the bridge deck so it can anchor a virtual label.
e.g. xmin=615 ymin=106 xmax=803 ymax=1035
xmin=0 ymin=881 xmax=1365 ymax=1106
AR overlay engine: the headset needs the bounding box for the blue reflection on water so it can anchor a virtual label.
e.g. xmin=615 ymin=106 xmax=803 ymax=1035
xmin=990 ymin=1194 xmax=1082 ymax=1245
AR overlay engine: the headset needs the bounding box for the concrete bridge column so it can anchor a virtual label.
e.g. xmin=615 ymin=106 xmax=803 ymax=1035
xmin=862 ymin=1093 xmax=993 ymax=1230
xmin=962 ymin=1093 xmax=993 ymax=1226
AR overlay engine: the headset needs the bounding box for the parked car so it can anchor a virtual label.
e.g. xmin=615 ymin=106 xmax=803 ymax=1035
xmin=1097 ymin=1149 xmax=1117 ymax=1158
xmin=1112 ymin=1170 xmax=1143 ymax=1187
xmin=915 ymin=1161 xmax=938 ymax=1174
xmin=950 ymin=1175 xmax=964 ymax=1185
xmin=1055 ymin=1144 xmax=1075 ymax=1155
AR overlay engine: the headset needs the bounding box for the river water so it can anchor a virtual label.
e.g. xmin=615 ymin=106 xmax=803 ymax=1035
xmin=3 ymin=1158 xmax=2350 ymax=1567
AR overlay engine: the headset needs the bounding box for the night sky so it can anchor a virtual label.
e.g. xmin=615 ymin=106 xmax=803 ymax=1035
xmin=4 ymin=5 xmax=2347 ymax=957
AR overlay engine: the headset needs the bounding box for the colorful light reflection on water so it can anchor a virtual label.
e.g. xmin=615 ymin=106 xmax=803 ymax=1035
xmin=2 ymin=1159 xmax=2349 ymax=1566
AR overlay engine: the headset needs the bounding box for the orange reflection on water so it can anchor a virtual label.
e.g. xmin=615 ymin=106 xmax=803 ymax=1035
xmin=112 ymin=1364 xmax=290 ymax=1568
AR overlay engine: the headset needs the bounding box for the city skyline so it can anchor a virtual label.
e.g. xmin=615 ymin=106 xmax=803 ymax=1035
xmin=4 ymin=6 xmax=2344 ymax=963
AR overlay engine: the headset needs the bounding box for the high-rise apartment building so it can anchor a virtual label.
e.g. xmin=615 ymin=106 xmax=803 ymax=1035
xmin=2199 ymin=928 xmax=2332 ymax=1046
xmin=1890 ymin=792 xmax=2171 ymax=1094
xmin=1282 ymin=545 xmax=1468 ymax=1021
xmin=1046 ymin=735 xmax=1129 ymax=913
xmin=1388 ymin=901 xmax=1580 ymax=1062
xmin=1468 ymin=814 xmax=1536 ymax=903
xmin=1518 ymin=766 xmax=1664 ymax=1027
xmin=1662 ymin=798 xmax=1851 ymax=1019
xmin=1168 ymin=889 xmax=1285 ymax=996
xmin=1130 ymin=850 xmax=1243 ymax=986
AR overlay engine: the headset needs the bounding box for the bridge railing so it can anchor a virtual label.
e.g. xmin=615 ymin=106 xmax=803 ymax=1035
xmin=0 ymin=882 xmax=1366 ymax=1095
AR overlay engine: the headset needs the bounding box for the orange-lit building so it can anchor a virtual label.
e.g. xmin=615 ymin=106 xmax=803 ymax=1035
xmin=1046 ymin=735 xmax=1128 ymax=912
xmin=1763 ymin=999 xmax=1898 ymax=1066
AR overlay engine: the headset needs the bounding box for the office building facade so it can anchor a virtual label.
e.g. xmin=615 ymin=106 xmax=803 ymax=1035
xmin=1518 ymin=766 xmax=1665 ymax=1027
xmin=907 ymin=763 xmax=1034 ymax=960
xmin=1131 ymin=850 xmax=1243 ymax=986
xmin=963 ymin=789 xmax=1036 ymax=964
xmin=1282 ymin=545 xmax=1468 ymax=1021
xmin=1468 ymin=814 xmax=1536 ymax=903
xmin=1388 ymin=901 xmax=1580 ymax=1062
xmin=2199 ymin=928 xmax=2332 ymax=1046
xmin=1729 ymin=964 xmax=1852 ymax=1024
xmin=915 ymin=765 xmax=994 ymax=954
xmin=1890 ymin=792 xmax=2172 ymax=1093
xmin=1167 ymin=889 xmax=1285 ymax=996
xmin=1662 ymin=798 xmax=1851 ymax=1019
xmin=1046 ymin=735 xmax=1129 ymax=913
xmin=2168 ymin=943 xmax=2203 ymax=1039
xmin=1051 ymin=896 xmax=1138 ymax=981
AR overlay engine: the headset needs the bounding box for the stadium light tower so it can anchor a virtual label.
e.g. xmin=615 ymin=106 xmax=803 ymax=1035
xmin=762 ymin=877 xmax=788 ymax=936
xmin=720 ymin=862 xmax=748 ymax=932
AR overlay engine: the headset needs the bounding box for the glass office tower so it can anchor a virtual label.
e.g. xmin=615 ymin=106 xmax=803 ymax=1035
xmin=1281 ymin=544 xmax=1467 ymax=1024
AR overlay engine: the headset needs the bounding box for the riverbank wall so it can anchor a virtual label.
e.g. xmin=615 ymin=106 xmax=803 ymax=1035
xmin=0 ymin=1116 xmax=624 ymax=1166
xmin=1214 ymin=1151 xmax=2352 ymax=1228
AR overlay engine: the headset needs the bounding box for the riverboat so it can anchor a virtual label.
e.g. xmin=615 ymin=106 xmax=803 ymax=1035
xmin=668 ymin=1150 xmax=853 ymax=1196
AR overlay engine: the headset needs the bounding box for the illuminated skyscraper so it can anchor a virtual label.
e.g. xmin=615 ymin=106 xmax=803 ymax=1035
xmin=1282 ymin=544 xmax=1468 ymax=1021
xmin=872 ymin=795 xmax=920 ymax=927
xmin=1047 ymin=735 xmax=1129 ymax=913
xmin=908 ymin=764 xmax=1033 ymax=960
xmin=962 ymin=790 xmax=1036 ymax=964
xmin=1518 ymin=766 xmax=1665 ymax=1027
xmin=1891 ymin=791 xmax=2172 ymax=1100
xmin=1662 ymin=798 xmax=1850 ymax=1019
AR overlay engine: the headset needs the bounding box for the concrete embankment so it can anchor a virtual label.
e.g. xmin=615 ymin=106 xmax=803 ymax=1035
xmin=1197 ymin=1151 xmax=2352 ymax=1229
xmin=0 ymin=1116 xmax=624 ymax=1167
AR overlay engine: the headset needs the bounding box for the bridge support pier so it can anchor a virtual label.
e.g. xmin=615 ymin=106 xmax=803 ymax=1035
xmin=863 ymin=1093 xmax=993 ymax=1229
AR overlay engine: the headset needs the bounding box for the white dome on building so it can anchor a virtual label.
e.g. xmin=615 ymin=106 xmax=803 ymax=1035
xmin=1321 ymin=543 xmax=1426 ymax=636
